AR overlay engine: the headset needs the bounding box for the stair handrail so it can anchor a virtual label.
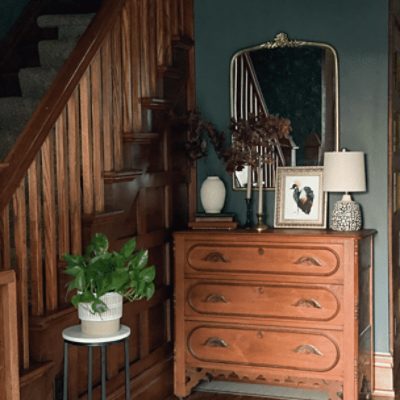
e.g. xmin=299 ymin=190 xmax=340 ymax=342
xmin=0 ymin=0 xmax=126 ymax=213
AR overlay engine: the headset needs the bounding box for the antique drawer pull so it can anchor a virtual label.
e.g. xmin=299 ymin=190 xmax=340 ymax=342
xmin=258 ymin=248 xmax=265 ymax=255
xmin=294 ymin=344 xmax=323 ymax=356
xmin=204 ymin=294 xmax=228 ymax=303
xmin=203 ymin=337 xmax=229 ymax=348
xmin=293 ymin=298 xmax=322 ymax=309
xmin=294 ymin=256 xmax=321 ymax=267
xmin=202 ymin=252 xmax=229 ymax=263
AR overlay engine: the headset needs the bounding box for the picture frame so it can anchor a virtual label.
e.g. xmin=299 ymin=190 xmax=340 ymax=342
xmin=274 ymin=166 xmax=327 ymax=229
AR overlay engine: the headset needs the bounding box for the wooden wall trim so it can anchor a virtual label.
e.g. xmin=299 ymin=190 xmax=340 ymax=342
xmin=373 ymin=352 xmax=396 ymax=398
xmin=0 ymin=270 xmax=20 ymax=400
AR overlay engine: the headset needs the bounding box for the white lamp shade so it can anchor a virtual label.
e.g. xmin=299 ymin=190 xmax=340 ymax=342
xmin=323 ymin=151 xmax=366 ymax=192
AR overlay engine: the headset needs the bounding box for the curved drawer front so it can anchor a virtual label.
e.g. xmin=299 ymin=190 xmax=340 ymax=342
xmin=186 ymin=281 xmax=342 ymax=323
xmin=186 ymin=243 xmax=341 ymax=278
xmin=187 ymin=324 xmax=340 ymax=372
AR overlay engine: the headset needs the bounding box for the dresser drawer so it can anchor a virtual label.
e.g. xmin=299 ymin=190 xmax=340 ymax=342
xmin=185 ymin=280 xmax=342 ymax=324
xmin=185 ymin=242 xmax=342 ymax=279
xmin=186 ymin=323 xmax=341 ymax=373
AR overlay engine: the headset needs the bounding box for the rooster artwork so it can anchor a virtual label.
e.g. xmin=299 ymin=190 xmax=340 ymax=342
xmin=290 ymin=183 xmax=314 ymax=214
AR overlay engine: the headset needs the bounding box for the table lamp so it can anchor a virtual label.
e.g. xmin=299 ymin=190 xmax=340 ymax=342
xmin=323 ymin=149 xmax=366 ymax=231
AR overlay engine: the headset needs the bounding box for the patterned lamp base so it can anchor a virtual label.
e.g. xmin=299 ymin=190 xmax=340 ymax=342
xmin=330 ymin=200 xmax=362 ymax=231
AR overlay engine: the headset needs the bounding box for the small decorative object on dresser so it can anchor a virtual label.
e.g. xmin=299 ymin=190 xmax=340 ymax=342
xmin=323 ymin=150 xmax=366 ymax=231
xmin=200 ymin=176 xmax=226 ymax=214
xmin=189 ymin=212 xmax=238 ymax=231
xmin=274 ymin=166 xmax=327 ymax=228
xmin=173 ymin=229 xmax=376 ymax=400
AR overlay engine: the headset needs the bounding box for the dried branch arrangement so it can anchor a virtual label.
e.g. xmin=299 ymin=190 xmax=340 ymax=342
xmin=224 ymin=114 xmax=292 ymax=172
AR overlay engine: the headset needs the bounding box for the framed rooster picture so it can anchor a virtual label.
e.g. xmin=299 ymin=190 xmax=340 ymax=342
xmin=274 ymin=166 xmax=327 ymax=229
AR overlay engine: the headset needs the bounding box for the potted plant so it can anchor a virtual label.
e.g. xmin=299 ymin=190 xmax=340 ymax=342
xmin=64 ymin=233 xmax=155 ymax=336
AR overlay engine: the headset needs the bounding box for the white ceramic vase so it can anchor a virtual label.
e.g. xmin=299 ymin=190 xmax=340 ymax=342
xmin=78 ymin=292 xmax=123 ymax=336
xmin=200 ymin=176 xmax=226 ymax=213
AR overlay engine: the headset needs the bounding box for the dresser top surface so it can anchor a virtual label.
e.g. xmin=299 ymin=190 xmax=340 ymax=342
xmin=174 ymin=228 xmax=376 ymax=240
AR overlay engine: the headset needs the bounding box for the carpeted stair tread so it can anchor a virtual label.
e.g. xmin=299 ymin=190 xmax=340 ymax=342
xmin=38 ymin=13 xmax=94 ymax=40
xmin=38 ymin=39 xmax=77 ymax=68
xmin=19 ymin=67 xmax=58 ymax=99
xmin=38 ymin=13 xmax=95 ymax=27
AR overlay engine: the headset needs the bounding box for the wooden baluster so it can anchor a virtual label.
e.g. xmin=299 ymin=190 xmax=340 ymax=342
xmin=156 ymin=0 xmax=166 ymax=68
xmin=0 ymin=205 xmax=11 ymax=270
xmin=147 ymin=0 xmax=158 ymax=96
xmin=67 ymin=90 xmax=82 ymax=254
xmin=163 ymin=0 xmax=173 ymax=66
xmin=42 ymin=134 xmax=58 ymax=312
xmin=80 ymin=70 xmax=95 ymax=215
xmin=28 ymin=157 xmax=44 ymax=316
xmin=170 ymin=0 xmax=179 ymax=38
xmin=55 ymin=111 xmax=72 ymax=306
xmin=112 ymin=17 xmax=123 ymax=171
xmin=122 ymin=2 xmax=133 ymax=133
xmin=182 ymin=0 xmax=194 ymax=39
xmin=131 ymin=0 xmax=143 ymax=131
xmin=177 ymin=0 xmax=184 ymax=37
xmin=55 ymin=111 xmax=70 ymax=255
xmin=182 ymin=0 xmax=195 ymax=110
xmin=101 ymin=34 xmax=114 ymax=172
xmin=12 ymin=182 xmax=30 ymax=368
xmin=91 ymin=51 xmax=105 ymax=213
xmin=140 ymin=0 xmax=151 ymax=98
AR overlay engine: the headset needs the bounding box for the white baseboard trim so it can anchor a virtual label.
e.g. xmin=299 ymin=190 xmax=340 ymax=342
xmin=373 ymin=352 xmax=395 ymax=398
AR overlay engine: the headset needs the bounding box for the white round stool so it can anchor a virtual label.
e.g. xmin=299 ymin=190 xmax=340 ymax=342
xmin=62 ymin=324 xmax=131 ymax=400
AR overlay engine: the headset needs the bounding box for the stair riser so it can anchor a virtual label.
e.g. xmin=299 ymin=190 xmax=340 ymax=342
xmin=38 ymin=40 xmax=76 ymax=68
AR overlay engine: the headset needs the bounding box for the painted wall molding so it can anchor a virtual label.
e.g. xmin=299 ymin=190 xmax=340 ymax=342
xmin=373 ymin=352 xmax=395 ymax=398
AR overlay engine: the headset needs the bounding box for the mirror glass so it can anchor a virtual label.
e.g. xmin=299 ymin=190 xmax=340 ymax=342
xmin=230 ymin=33 xmax=337 ymax=190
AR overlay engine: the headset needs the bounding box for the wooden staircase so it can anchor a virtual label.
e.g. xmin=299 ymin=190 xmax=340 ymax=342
xmin=0 ymin=0 xmax=195 ymax=398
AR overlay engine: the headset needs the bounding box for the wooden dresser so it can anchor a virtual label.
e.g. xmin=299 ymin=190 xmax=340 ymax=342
xmin=173 ymin=229 xmax=375 ymax=400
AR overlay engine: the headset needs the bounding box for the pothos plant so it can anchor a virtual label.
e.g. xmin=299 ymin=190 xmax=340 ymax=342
xmin=64 ymin=233 xmax=156 ymax=314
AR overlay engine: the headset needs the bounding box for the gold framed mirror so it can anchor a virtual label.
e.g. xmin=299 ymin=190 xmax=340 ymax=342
xmin=230 ymin=32 xmax=339 ymax=190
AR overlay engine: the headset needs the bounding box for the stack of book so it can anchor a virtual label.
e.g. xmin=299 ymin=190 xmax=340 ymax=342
xmin=188 ymin=213 xmax=238 ymax=230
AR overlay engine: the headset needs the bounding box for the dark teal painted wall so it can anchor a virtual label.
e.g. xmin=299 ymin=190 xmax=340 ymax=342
xmin=194 ymin=0 xmax=389 ymax=352
xmin=0 ymin=0 xmax=29 ymax=38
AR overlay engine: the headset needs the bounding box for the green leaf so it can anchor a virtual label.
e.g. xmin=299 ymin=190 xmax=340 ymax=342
xmin=91 ymin=298 xmax=107 ymax=314
xmin=139 ymin=266 xmax=156 ymax=283
xmin=130 ymin=250 xmax=148 ymax=270
xmin=89 ymin=233 xmax=109 ymax=256
xmin=64 ymin=265 xmax=83 ymax=277
xmin=145 ymin=283 xmax=155 ymax=299
xmin=120 ymin=238 xmax=136 ymax=259
xmin=110 ymin=270 xmax=129 ymax=291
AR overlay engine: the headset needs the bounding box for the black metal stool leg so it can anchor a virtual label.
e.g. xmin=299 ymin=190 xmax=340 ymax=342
xmin=88 ymin=346 xmax=93 ymax=400
xmin=124 ymin=338 xmax=130 ymax=400
xmin=63 ymin=342 xmax=68 ymax=400
xmin=101 ymin=345 xmax=106 ymax=400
